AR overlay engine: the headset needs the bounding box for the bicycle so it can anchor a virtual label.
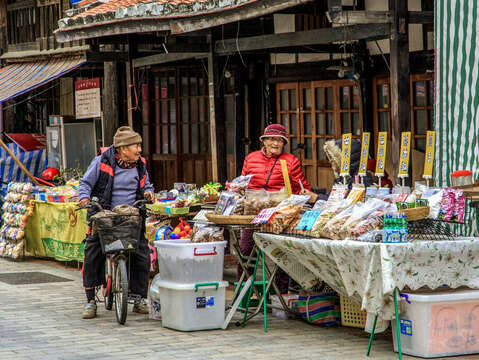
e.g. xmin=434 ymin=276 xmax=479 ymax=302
xmin=83 ymin=198 xmax=149 ymax=325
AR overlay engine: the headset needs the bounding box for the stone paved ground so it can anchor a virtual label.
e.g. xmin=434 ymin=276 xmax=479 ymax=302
xmin=0 ymin=258 xmax=478 ymax=360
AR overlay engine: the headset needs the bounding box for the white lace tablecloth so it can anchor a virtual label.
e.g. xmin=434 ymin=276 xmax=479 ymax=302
xmin=254 ymin=233 xmax=479 ymax=319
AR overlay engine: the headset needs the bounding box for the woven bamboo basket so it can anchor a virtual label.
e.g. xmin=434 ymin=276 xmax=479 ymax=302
xmin=399 ymin=206 xmax=430 ymax=221
xmin=205 ymin=212 xmax=256 ymax=225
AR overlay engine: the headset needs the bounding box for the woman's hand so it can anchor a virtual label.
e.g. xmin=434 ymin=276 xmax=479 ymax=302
xmin=79 ymin=198 xmax=90 ymax=208
xmin=300 ymin=189 xmax=318 ymax=203
xmin=144 ymin=192 xmax=155 ymax=203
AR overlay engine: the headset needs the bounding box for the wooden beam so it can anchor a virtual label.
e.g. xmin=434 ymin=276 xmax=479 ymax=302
xmin=327 ymin=10 xmax=433 ymax=24
xmin=215 ymin=24 xmax=390 ymax=55
xmin=133 ymin=52 xmax=208 ymax=68
xmin=86 ymin=51 xmax=128 ymax=62
xmin=389 ymin=0 xmax=411 ymax=183
xmin=170 ymin=0 xmax=312 ymax=34
xmin=207 ymin=32 xmax=227 ymax=183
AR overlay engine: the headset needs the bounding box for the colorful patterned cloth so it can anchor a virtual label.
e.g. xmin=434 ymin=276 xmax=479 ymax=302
xmin=254 ymin=233 xmax=479 ymax=319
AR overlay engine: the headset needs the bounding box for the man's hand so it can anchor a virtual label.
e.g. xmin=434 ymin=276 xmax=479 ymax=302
xmin=144 ymin=192 xmax=155 ymax=203
xmin=79 ymin=198 xmax=90 ymax=208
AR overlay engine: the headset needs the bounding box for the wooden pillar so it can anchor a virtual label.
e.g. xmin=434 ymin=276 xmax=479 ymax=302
xmin=0 ymin=0 xmax=7 ymax=54
xmin=207 ymin=31 xmax=227 ymax=183
xmin=103 ymin=45 xmax=119 ymax=146
xmin=389 ymin=0 xmax=410 ymax=182
xmin=126 ymin=35 xmax=137 ymax=128
xmin=141 ymin=83 xmax=150 ymax=160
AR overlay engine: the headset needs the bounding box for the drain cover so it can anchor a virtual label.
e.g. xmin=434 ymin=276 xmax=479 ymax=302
xmin=0 ymin=272 xmax=73 ymax=285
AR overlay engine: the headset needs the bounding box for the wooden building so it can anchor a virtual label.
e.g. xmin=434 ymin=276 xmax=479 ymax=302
xmin=55 ymin=0 xmax=434 ymax=191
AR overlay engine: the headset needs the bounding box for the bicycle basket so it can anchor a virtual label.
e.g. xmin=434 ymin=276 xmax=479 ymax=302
xmin=94 ymin=213 xmax=143 ymax=254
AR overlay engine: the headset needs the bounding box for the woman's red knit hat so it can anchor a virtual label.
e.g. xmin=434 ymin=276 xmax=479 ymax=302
xmin=259 ymin=124 xmax=288 ymax=144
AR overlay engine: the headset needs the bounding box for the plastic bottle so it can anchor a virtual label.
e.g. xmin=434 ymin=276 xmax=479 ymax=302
xmin=401 ymin=214 xmax=408 ymax=242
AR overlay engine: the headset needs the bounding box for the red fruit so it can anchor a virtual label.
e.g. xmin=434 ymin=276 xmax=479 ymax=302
xmin=184 ymin=225 xmax=191 ymax=232
xmin=180 ymin=231 xmax=187 ymax=237
xmin=178 ymin=223 xmax=185 ymax=231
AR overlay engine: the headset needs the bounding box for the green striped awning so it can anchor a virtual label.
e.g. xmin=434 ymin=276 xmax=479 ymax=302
xmin=435 ymin=0 xmax=479 ymax=186
xmin=0 ymin=56 xmax=85 ymax=103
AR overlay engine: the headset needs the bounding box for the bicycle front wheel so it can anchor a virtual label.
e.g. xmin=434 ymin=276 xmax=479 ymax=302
xmin=114 ymin=257 xmax=129 ymax=325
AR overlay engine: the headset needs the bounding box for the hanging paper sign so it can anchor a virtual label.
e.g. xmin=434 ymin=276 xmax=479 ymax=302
xmin=251 ymin=208 xmax=277 ymax=225
xmin=423 ymin=131 xmax=436 ymax=179
xmin=340 ymin=133 xmax=352 ymax=177
xmin=375 ymin=132 xmax=387 ymax=176
xmin=398 ymin=132 xmax=411 ymax=178
xmin=296 ymin=210 xmax=322 ymax=231
xmin=358 ymin=132 xmax=370 ymax=177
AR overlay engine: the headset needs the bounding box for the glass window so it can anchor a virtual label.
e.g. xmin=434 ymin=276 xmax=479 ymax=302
xmin=341 ymin=87 xmax=350 ymax=109
xmin=415 ymin=138 xmax=426 ymax=152
xmin=170 ymin=126 xmax=177 ymax=154
xmin=353 ymin=86 xmax=360 ymax=109
xmin=379 ymin=112 xmax=388 ymax=132
xmin=198 ymin=77 xmax=204 ymax=95
xmin=181 ymin=76 xmax=188 ymax=97
xmin=415 ymin=110 xmax=427 ymax=135
xmin=305 ymin=138 xmax=313 ymax=159
xmin=327 ymin=113 xmax=335 ymax=136
xmin=281 ymin=114 xmax=288 ymax=129
xmin=317 ymin=138 xmax=325 ymax=161
xmin=289 ymin=89 xmax=297 ymax=110
xmin=190 ymin=76 xmax=197 ymax=96
xmin=280 ymin=90 xmax=288 ymax=111
xmin=352 ymin=113 xmax=360 ymax=136
xmin=414 ymin=82 xmax=425 ymax=106
xmin=315 ymin=88 xmax=324 ymax=110
xmin=291 ymin=137 xmax=299 ymax=157
xmin=182 ymin=125 xmax=189 ymax=153
xmin=303 ymin=88 xmax=311 ymax=110
xmin=191 ymin=123 xmax=199 ymax=154
xmin=377 ymin=84 xmax=389 ymax=109
xmin=326 ymin=87 xmax=334 ymax=110
xmin=341 ymin=113 xmax=350 ymax=133
xmin=169 ymin=101 xmax=176 ymax=124
xmin=290 ymin=113 xmax=297 ymax=135
xmin=181 ymin=99 xmax=189 ymax=123
xmin=427 ymin=80 xmax=434 ymax=106
xmin=316 ymin=113 xmax=325 ymax=135
xmin=304 ymin=113 xmax=312 ymax=135
xmin=168 ymin=76 xmax=175 ymax=98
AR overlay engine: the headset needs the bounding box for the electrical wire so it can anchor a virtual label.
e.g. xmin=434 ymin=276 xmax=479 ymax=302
xmin=236 ymin=21 xmax=247 ymax=68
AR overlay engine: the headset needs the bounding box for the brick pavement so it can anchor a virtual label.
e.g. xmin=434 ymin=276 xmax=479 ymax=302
xmin=0 ymin=258 xmax=477 ymax=360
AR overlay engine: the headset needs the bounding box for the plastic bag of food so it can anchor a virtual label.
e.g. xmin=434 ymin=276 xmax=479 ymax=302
xmin=438 ymin=188 xmax=455 ymax=221
xmin=191 ymin=226 xmax=224 ymax=243
xmin=356 ymin=229 xmax=383 ymax=242
xmin=346 ymin=184 xmax=366 ymax=203
xmin=226 ymin=175 xmax=253 ymax=195
xmin=327 ymin=184 xmax=348 ymax=203
xmin=244 ymin=188 xmax=288 ymax=215
xmin=454 ymin=189 xmax=465 ymax=223
xmin=321 ymin=204 xmax=357 ymax=239
xmin=312 ymin=199 xmax=327 ymax=211
xmin=276 ymin=195 xmax=311 ymax=209
xmin=269 ymin=205 xmax=303 ymax=234
xmin=310 ymin=199 xmax=352 ymax=237
xmin=426 ymin=189 xmax=444 ymax=219
xmin=215 ymin=191 xmax=237 ymax=215
xmin=339 ymin=198 xmax=391 ymax=239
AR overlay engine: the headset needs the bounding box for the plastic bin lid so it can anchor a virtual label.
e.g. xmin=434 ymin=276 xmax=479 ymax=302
xmin=401 ymin=289 xmax=479 ymax=302
xmin=154 ymin=239 xmax=190 ymax=247
xmin=155 ymin=240 xmax=227 ymax=248
xmin=157 ymin=280 xmax=229 ymax=291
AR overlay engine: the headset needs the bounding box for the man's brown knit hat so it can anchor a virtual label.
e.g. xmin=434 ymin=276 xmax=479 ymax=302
xmin=113 ymin=126 xmax=142 ymax=148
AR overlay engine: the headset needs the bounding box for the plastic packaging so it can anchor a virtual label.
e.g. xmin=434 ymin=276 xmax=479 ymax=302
xmin=339 ymin=198 xmax=390 ymax=239
xmin=191 ymin=226 xmax=224 ymax=243
xmin=225 ymin=175 xmax=253 ymax=195
xmin=244 ymin=188 xmax=288 ymax=215
xmin=276 ymin=194 xmax=311 ymax=209
xmin=327 ymin=184 xmax=348 ymax=203
xmin=346 ymin=184 xmax=366 ymax=203
xmin=321 ymin=205 xmax=357 ymax=239
xmin=269 ymin=204 xmax=303 ymax=234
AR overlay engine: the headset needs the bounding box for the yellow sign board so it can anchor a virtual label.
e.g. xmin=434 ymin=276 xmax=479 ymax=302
xmin=398 ymin=132 xmax=411 ymax=177
xmin=280 ymin=159 xmax=292 ymax=197
xmin=423 ymin=131 xmax=436 ymax=178
xmin=340 ymin=133 xmax=352 ymax=177
xmin=375 ymin=132 xmax=387 ymax=176
xmin=358 ymin=132 xmax=370 ymax=177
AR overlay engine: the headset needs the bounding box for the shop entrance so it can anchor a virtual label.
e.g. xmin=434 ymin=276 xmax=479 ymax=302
xmin=276 ymin=79 xmax=362 ymax=190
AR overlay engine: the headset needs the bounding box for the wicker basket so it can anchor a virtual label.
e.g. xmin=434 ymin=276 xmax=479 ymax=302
xmin=399 ymin=206 xmax=430 ymax=221
xmin=205 ymin=212 xmax=256 ymax=225
xmin=340 ymin=296 xmax=367 ymax=328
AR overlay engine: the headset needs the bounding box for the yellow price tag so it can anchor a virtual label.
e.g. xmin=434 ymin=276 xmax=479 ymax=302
xmin=423 ymin=131 xmax=436 ymax=179
xmin=358 ymin=132 xmax=370 ymax=177
xmin=398 ymin=132 xmax=411 ymax=177
xmin=280 ymin=159 xmax=292 ymax=197
xmin=340 ymin=133 xmax=352 ymax=177
xmin=375 ymin=132 xmax=387 ymax=176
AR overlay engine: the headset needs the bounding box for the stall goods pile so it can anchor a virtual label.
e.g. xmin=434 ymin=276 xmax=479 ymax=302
xmin=0 ymin=183 xmax=34 ymax=258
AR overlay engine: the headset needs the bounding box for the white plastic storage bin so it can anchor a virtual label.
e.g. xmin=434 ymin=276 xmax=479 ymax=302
xmin=392 ymin=290 xmax=479 ymax=358
xmin=155 ymin=240 xmax=227 ymax=283
xmin=158 ymin=280 xmax=228 ymax=331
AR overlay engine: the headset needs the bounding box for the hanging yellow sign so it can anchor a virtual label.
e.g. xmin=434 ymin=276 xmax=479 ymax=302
xmin=398 ymin=132 xmax=411 ymax=177
xmin=423 ymin=131 xmax=436 ymax=179
xmin=280 ymin=159 xmax=292 ymax=197
xmin=375 ymin=132 xmax=387 ymax=176
xmin=358 ymin=132 xmax=370 ymax=177
xmin=340 ymin=133 xmax=352 ymax=177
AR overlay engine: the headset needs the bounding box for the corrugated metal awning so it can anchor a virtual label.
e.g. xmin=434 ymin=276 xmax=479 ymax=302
xmin=0 ymin=56 xmax=86 ymax=103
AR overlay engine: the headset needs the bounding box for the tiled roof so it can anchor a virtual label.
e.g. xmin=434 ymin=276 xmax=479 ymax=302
xmin=59 ymin=0 xmax=258 ymax=29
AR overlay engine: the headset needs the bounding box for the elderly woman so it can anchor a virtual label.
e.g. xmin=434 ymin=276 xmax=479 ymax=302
xmin=239 ymin=124 xmax=315 ymax=293
xmin=79 ymin=126 xmax=155 ymax=319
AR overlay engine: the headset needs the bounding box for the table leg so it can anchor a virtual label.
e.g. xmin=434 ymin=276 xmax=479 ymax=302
xmin=366 ymin=314 xmax=378 ymax=356
xmin=261 ymin=249 xmax=267 ymax=333
xmin=242 ymin=247 xmax=260 ymax=327
xmin=394 ymin=288 xmax=402 ymax=360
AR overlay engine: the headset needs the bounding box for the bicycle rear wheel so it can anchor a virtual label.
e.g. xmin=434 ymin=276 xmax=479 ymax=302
xmin=114 ymin=257 xmax=129 ymax=325
xmin=103 ymin=258 xmax=113 ymax=311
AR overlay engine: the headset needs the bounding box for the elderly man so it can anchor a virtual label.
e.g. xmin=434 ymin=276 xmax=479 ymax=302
xmin=79 ymin=126 xmax=154 ymax=319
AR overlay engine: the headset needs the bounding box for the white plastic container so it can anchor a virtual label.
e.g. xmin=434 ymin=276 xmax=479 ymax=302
xmin=158 ymin=280 xmax=228 ymax=331
xmin=270 ymin=294 xmax=299 ymax=320
xmin=155 ymin=240 xmax=227 ymax=283
xmin=392 ymin=290 xmax=479 ymax=358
